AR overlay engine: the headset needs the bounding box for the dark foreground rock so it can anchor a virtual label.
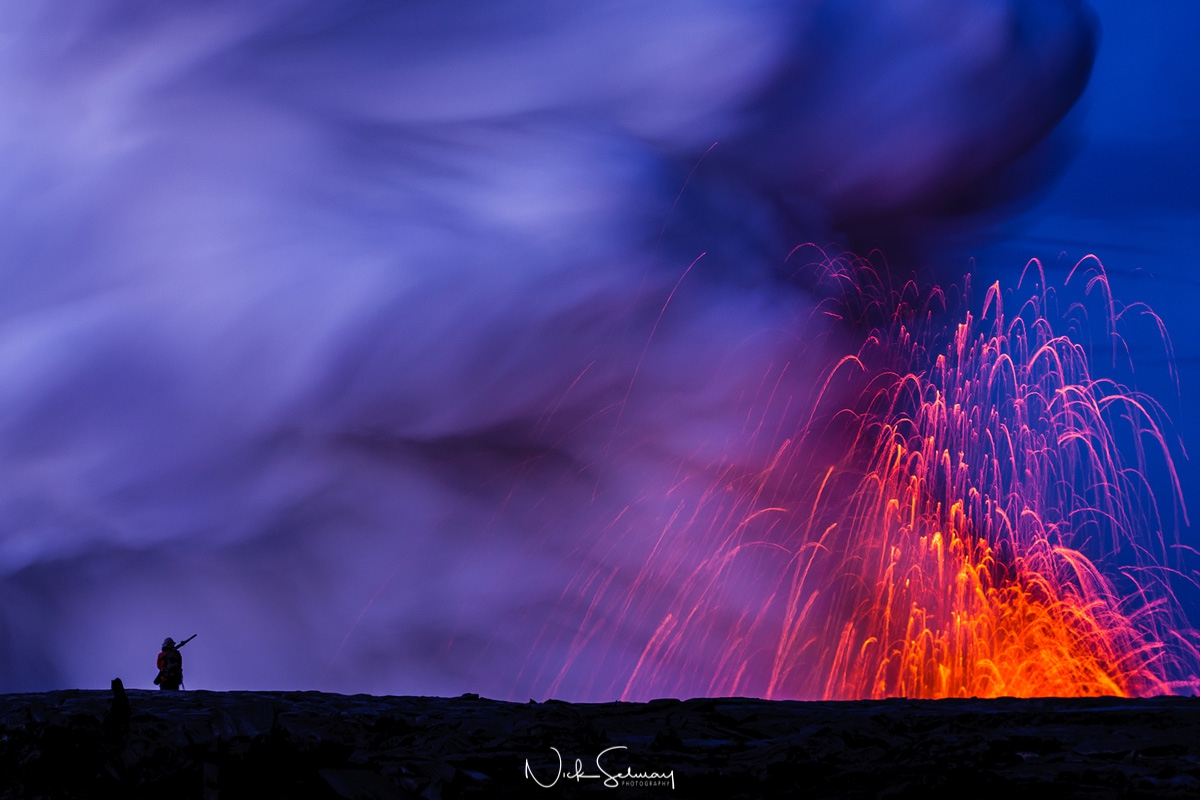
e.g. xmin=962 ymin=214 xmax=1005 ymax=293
xmin=2 ymin=689 xmax=1200 ymax=798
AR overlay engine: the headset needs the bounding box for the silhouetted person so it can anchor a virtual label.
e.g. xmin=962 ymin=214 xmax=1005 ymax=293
xmin=103 ymin=677 xmax=130 ymax=735
xmin=155 ymin=634 xmax=195 ymax=690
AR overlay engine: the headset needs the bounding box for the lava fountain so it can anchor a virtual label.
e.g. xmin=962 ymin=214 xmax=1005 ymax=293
xmin=540 ymin=251 xmax=1200 ymax=701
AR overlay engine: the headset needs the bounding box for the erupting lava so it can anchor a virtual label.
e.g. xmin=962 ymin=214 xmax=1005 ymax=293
xmin=761 ymin=257 xmax=1191 ymax=700
xmin=539 ymin=252 xmax=1199 ymax=701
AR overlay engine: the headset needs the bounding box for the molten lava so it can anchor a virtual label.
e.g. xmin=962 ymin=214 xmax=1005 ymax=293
xmin=541 ymin=253 xmax=1199 ymax=701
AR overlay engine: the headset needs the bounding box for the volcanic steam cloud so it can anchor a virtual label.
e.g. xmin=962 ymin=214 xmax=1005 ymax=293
xmin=7 ymin=2 xmax=1189 ymax=700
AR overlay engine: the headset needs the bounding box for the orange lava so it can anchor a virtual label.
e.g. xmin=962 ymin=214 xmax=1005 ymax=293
xmin=812 ymin=402 xmax=1165 ymax=700
xmin=766 ymin=278 xmax=1178 ymax=699
xmin=540 ymin=254 xmax=1197 ymax=701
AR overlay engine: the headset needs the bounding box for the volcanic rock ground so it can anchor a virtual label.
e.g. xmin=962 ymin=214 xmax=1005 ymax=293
xmin=2 ymin=688 xmax=1200 ymax=798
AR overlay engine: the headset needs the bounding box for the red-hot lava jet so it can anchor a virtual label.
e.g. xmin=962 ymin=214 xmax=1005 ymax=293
xmin=544 ymin=252 xmax=1200 ymax=701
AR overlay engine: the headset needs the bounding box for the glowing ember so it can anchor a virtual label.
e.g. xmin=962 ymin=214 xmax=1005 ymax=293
xmin=539 ymin=252 xmax=1200 ymax=701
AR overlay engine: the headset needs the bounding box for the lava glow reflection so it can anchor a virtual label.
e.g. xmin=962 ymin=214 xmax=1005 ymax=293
xmin=546 ymin=253 xmax=1200 ymax=701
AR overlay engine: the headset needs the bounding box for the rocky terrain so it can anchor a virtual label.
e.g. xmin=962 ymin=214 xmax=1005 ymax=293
xmin=2 ymin=685 xmax=1200 ymax=798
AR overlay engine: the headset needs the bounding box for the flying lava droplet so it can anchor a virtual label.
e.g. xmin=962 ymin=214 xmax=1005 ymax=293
xmin=546 ymin=251 xmax=1200 ymax=701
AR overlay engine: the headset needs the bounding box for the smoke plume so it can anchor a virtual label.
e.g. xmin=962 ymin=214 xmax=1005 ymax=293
xmin=0 ymin=1 xmax=1096 ymax=696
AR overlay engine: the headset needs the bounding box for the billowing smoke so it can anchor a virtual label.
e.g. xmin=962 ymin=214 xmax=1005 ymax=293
xmin=0 ymin=1 xmax=1095 ymax=696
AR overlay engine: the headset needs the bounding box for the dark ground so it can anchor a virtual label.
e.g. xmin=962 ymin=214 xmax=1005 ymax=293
xmin=2 ymin=687 xmax=1200 ymax=799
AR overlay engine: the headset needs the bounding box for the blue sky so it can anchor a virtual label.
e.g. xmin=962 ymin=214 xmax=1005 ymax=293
xmin=971 ymin=1 xmax=1200 ymax=535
